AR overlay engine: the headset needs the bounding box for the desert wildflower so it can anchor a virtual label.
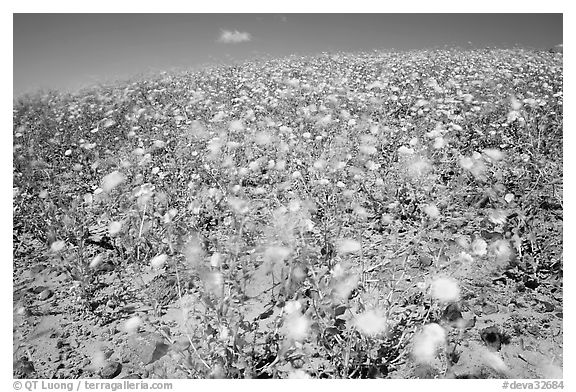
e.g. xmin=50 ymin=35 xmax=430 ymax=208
xmin=412 ymin=323 xmax=446 ymax=364
xmin=337 ymin=239 xmax=361 ymax=254
xmin=101 ymin=171 xmax=125 ymax=192
xmin=150 ymin=254 xmax=168 ymax=269
xmin=430 ymin=277 xmax=460 ymax=303
xmin=354 ymin=309 xmax=387 ymax=336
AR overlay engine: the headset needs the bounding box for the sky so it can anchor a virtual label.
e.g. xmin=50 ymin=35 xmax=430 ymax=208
xmin=13 ymin=13 xmax=563 ymax=97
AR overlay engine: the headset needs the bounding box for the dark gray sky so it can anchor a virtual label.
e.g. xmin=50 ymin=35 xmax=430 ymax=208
xmin=13 ymin=14 xmax=563 ymax=97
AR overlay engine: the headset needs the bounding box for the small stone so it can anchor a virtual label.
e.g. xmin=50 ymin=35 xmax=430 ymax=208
xmin=38 ymin=289 xmax=54 ymax=300
xmin=122 ymin=374 xmax=141 ymax=379
xmin=14 ymin=357 xmax=37 ymax=378
xmin=31 ymin=285 xmax=48 ymax=294
xmin=539 ymin=300 xmax=555 ymax=312
xmin=442 ymin=303 xmax=463 ymax=323
xmin=482 ymin=303 xmax=498 ymax=315
xmin=100 ymin=361 xmax=122 ymax=379
xmin=480 ymin=326 xmax=509 ymax=351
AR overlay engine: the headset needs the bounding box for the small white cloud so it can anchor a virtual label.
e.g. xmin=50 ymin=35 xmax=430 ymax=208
xmin=218 ymin=29 xmax=252 ymax=44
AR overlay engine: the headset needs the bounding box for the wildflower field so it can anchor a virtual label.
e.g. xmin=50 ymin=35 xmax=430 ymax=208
xmin=13 ymin=48 xmax=563 ymax=379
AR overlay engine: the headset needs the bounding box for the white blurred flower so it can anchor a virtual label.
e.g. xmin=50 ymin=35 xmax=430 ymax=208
xmin=163 ymin=208 xmax=178 ymax=224
xmin=210 ymin=252 xmax=222 ymax=268
xmin=282 ymin=313 xmax=310 ymax=341
xmin=313 ymin=159 xmax=326 ymax=170
xmin=483 ymin=148 xmax=505 ymax=162
xmin=150 ymin=254 xmax=168 ymax=269
xmin=365 ymin=160 xmax=380 ymax=171
xmin=511 ymin=96 xmax=522 ymax=111
xmin=124 ymin=316 xmax=142 ymax=334
xmin=455 ymin=235 xmax=470 ymax=249
xmin=354 ymin=310 xmax=387 ymax=336
xmin=482 ymin=348 xmax=509 ymax=374
xmin=205 ymin=271 xmax=223 ymax=294
xmin=337 ymin=239 xmax=361 ymax=254
xmin=332 ymin=273 xmax=359 ymax=301
xmin=331 ymin=263 xmax=347 ymax=280
xmin=504 ymin=193 xmax=515 ymax=203
xmin=264 ymin=246 xmax=291 ymax=264
xmin=381 ymin=214 xmax=393 ymax=225
xmin=228 ymin=197 xmax=249 ymax=214
xmin=412 ymin=323 xmax=446 ymax=364
xmin=101 ymin=171 xmax=126 ymax=192
xmin=254 ymin=132 xmax=272 ymax=145
xmin=283 ymin=300 xmax=302 ymax=315
xmin=541 ymin=362 xmax=563 ymax=379
xmin=398 ymin=146 xmax=414 ymax=155
xmin=423 ymin=204 xmax=440 ymax=219
xmin=359 ymin=144 xmax=377 ymax=155
xmin=288 ymin=370 xmax=311 ymax=379
xmin=83 ymin=193 xmax=93 ymax=204
xmin=430 ymin=277 xmax=460 ymax=303
xmin=51 ymin=240 xmax=66 ymax=252
xmin=229 ymin=120 xmax=244 ymax=132
xmin=408 ymin=157 xmax=432 ymax=177
xmin=433 ymin=137 xmax=446 ymax=149
xmin=488 ymin=209 xmax=507 ymax=225
xmin=89 ymin=254 xmax=104 ymax=269
xmin=459 ymin=156 xmax=475 ymax=170
xmin=459 ymin=251 xmax=474 ymax=263
xmin=108 ymin=221 xmax=122 ymax=236
xmin=492 ymin=239 xmax=513 ymax=264
xmin=152 ymin=140 xmax=166 ymax=149
xmin=218 ymin=325 xmax=229 ymax=341
xmin=471 ymin=238 xmax=487 ymax=256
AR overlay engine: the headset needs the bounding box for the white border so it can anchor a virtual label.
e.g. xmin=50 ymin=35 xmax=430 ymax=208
xmin=4 ymin=4 xmax=572 ymax=391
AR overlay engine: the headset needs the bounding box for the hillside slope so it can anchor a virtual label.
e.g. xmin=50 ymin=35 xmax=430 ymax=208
xmin=13 ymin=49 xmax=562 ymax=379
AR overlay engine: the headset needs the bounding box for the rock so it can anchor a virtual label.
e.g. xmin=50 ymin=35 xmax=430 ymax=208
xmin=442 ymin=303 xmax=462 ymax=323
xmin=38 ymin=289 xmax=53 ymax=300
xmin=125 ymin=332 xmax=169 ymax=365
xmin=14 ymin=357 xmax=37 ymax=378
xmin=524 ymin=278 xmax=540 ymax=290
xmin=481 ymin=303 xmax=498 ymax=315
xmin=122 ymin=374 xmax=141 ymax=379
xmin=100 ymin=361 xmax=122 ymax=379
xmin=480 ymin=326 xmax=509 ymax=351
xmin=31 ymin=285 xmax=48 ymax=294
